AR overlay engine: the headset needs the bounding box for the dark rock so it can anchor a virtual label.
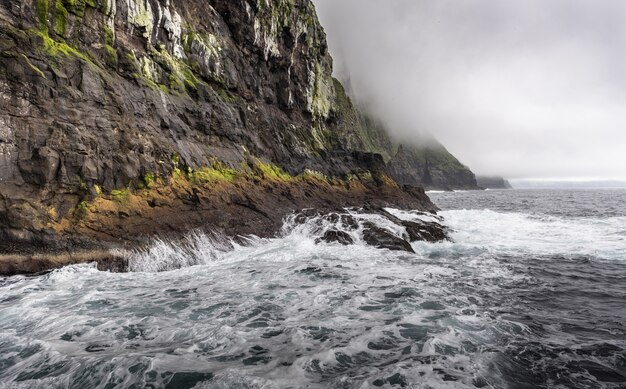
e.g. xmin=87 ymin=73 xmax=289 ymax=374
xmin=476 ymin=176 xmax=513 ymax=189
xmin=340 ymin=214 xmax=359 ymax=230
xmin=362 ymin=223 xmax=414 ymax=253
xmin=315 ymin=230 xmax=354 ymax=245
xmin=402 ymin=220 xmax=448 ymax=243
xmin=0 ymin=0 xmax=451 ymax=273
xmin=388 ymin=144 xmax=478 ymax=190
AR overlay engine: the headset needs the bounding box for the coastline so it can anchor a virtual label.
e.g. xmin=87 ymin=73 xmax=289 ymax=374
xmin=0 ymin=175 xmax=440 ymax=275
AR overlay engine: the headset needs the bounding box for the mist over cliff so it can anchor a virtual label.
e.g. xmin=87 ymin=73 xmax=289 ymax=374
xmin=313 ymin=0 xmax=626 ymax=180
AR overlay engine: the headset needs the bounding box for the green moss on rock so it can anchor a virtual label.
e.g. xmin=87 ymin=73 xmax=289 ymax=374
xmin=36 ymin=0 xmax=50 ymax=31
xmin=53 ymin=0 xmax=69 ymax=37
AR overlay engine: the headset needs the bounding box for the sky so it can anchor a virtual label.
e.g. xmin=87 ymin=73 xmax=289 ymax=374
xmin=312 ymin=0 xmax=626 ymax=180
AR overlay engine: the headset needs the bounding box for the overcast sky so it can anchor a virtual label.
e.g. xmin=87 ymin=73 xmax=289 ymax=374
xmin=312 ymin=0 xmax=626 ymax=180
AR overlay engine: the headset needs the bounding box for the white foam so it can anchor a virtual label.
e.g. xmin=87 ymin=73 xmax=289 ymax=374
xmin=431 ymin=209 xmax=626 ymax=261
xmin=1 ymin=207 xmax=622 ymax=387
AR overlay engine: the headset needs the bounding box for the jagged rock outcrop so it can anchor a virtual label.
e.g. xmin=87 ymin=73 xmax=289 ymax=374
xmin=0 ymin=0 xmax=443 ymax=257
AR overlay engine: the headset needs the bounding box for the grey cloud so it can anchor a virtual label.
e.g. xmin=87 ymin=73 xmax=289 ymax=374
xmin=312 ymin=0 xmax=626 ymax=179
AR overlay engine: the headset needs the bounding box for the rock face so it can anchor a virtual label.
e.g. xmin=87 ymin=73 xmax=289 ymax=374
xmin=328 ymin=90 xmax=479 ymax=190
xmin=387 ymin=144 xmax=478 ymax=190
xmin=0 ymin=0 xmax=452 ymax=263
xmin=476 ymin=176 xmax=513 ymax=189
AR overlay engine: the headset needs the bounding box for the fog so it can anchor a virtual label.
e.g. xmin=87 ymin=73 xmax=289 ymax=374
xmin=312 ymin=0 xmax=626 ymax=180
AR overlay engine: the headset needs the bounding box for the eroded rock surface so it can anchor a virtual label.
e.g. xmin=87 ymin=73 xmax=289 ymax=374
xmin=0 ymin=0 xmax=449 ymax=273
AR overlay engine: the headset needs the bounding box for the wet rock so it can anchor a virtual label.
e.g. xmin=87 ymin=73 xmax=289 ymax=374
xmin=362 ymin=223 xmax=414 ymax=253
xmin=0 ymin=0 xmax=446 ymax=273
xmin=340 ymin=214 xmax=359 ymax=230
xmin=402 ymin=220 xmax=448 ymax=243
xmin=315 ymin=230 xmax=354 ymax=245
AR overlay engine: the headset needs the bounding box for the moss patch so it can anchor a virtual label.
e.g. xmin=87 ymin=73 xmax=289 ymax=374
xmin=53 ymin=0 xmax=69 ymax=37
xmin=36 ymin=0 xmax=50 ymax=31
xmin=74 ymin=200 xmax=89 ymax=218
xmin=111 ymin=188 xmax=131 ymax=204
xmin=189 ymin=167 xmax=239 ymax=183
xmin=143 ymin=173 xmax=156 ymax=189
xmin=30 ymin=29 xmax=96 ymax=65
xmin=253 ymin=161 xmax=293 ymax=182
xmin=19 ymin=54 xmax=47 ymax=79
xmin=299 ymin=169 xmax=328 ymax=183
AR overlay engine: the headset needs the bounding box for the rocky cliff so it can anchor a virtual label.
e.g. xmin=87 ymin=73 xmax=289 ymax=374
xmin=476 ymin=176 xmax=512 ymax=189
xmin=0 ymin=0 xmax=475 ymax=274
xmin=329 ymin=94 xmax=478 ymax=190
xmin=0 ymin=0 xmax=445 ymax=258
xmin=387 ymin=143 xmax=478 ymax=190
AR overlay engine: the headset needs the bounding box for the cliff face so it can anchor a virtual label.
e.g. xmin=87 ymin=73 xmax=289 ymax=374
xmin=0 ymin=0 xmax=467 ymax=255
xmin=476 ymin=176 xmax=512 ymax=189
xmin=0 ymin=0 xmax=354 ymax=182
xmin=330 ymin=87 xmax=478 ymax=190
xmin=0 ymin=0 xmax=411 ymax=245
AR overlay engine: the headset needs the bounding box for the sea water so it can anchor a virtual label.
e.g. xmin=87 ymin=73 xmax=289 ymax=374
xmin=0 ymin=189 xmax=624 ymax=388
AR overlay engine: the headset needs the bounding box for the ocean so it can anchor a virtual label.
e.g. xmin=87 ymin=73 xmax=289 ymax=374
xmin=0 ymin=189 xmax=624 ymax=388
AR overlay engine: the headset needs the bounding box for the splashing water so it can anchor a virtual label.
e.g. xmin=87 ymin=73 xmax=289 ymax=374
xmin=0 ymin=190 xmax=625 ymax=388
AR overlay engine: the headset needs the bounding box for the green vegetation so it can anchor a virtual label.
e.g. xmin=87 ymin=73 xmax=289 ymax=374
xmin=111 ymin=188 xmax=131 ymax=204
xmin=189 ymin=166 xmax=239 ymax=183
xmin=75 ymin=200 xmax=88 ymax=218
xmin=36 ymin=0 xmax=49 ymax=30
xmin=143 ymin=172 xmax=156 ymax=189
xmin=307 ymin=62 xmax=333 ymax=119
xmin=102 ymin=26 xmax=117 ymax=64
xmin=61 ymin=0 xmax=95 ymax=17
xmin=171 ymin=153 xmax=182 ymax=176
xmin=78 ymin=178 xmax=88 ymax=192
xmin=103 ymin=25 xmax=114 ymax=46
xmin=53 ymin=0 xmax=68 ymax=36
xmin=20 ymin=54 xmax=47 ymax=79
xmin=105 ymin=44 xmax=117 ymax=64
xmin=94 ymin=184 xmax=103 ymax=197
xmin=29 ymin=29 xmax=95 ymax=64
xmin=128 ymin=48 xmax=203 ymax=95
xmin=152 ymin=47 xmax=200 ymax=93
xmin=254 ymin=161 xmax=292 ymax=181
xmin=299 ymin=169 xmax=328 ymax=183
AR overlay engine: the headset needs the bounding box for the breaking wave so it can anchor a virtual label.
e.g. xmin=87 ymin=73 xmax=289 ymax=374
xmin=1 ymin=190 xmax=625 ymax=388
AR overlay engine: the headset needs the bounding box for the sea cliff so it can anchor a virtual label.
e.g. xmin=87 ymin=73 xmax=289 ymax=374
xmin=0 ymin=0 xmax=460 ymax=272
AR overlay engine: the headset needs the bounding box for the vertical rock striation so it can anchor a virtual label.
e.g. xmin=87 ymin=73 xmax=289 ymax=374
xmin=0 ymin=0 xmax=439 ymax=248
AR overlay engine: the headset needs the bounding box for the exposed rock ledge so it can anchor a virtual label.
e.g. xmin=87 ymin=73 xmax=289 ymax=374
xmin=0 ymin=169 xmax=444 ymax=275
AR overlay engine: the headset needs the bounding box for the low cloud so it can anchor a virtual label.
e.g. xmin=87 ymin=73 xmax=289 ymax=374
xmin=313 ymin=0 xmax=626 ymax=179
